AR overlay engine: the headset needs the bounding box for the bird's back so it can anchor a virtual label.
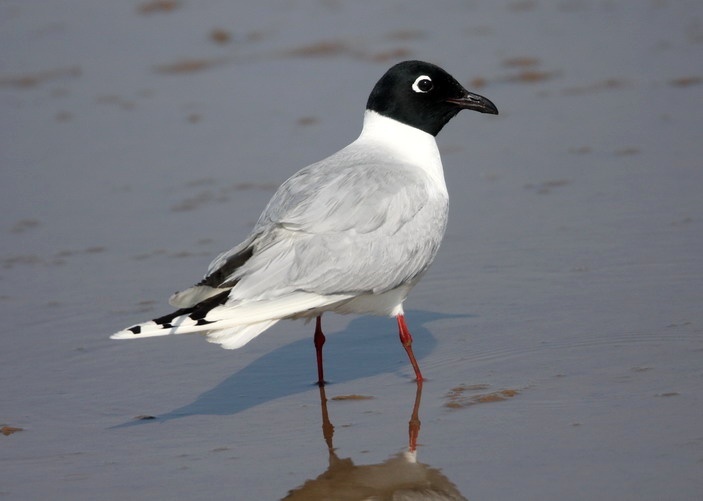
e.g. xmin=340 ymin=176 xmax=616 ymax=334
xmin=223 ymin=111 xmax=450 ymax=304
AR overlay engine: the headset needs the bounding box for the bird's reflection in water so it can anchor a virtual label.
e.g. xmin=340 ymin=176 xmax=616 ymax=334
xmin=283 ymin=382 xmax=468 ymax=500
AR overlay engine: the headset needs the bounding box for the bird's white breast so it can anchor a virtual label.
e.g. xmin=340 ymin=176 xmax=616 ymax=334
xmin=353 ymin=110 xmax=448 ymax=197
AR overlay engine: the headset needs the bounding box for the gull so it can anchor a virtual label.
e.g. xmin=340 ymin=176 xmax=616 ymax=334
xmin=111 ymin=60 xmax=498 ymax=385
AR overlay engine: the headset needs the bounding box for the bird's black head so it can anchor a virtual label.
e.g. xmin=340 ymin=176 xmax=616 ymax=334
xmin=366 ymin=60 xmax=498 ymax=136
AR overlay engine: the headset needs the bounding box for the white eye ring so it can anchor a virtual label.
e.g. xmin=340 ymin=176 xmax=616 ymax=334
xmin=412 ymin=75 xmax=433 ymax=93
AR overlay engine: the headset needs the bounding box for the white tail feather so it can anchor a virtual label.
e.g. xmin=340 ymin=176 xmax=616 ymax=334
xmin=111 ymin=292 xmax=353 ymax=347
xmin=111 ymin=321 xmax=171 ymax=340
xmin=205 ymin=320 xmax=279 ymax=349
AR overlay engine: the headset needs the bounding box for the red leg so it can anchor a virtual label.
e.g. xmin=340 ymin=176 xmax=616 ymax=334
xmin=314 ymin=315 xmax=326 ymax=386
xmin=396 ymin=314 xmax=423 ymax=382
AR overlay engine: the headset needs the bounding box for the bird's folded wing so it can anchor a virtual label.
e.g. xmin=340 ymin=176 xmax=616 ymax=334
xmin=263 ymin=161 xmax=427 ymax=234
xmin=219 ymin=162 xmax=446 ymax=300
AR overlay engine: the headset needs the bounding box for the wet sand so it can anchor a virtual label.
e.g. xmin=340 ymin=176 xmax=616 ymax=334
xmin=1 ymin=1 xmax=702 ymax=499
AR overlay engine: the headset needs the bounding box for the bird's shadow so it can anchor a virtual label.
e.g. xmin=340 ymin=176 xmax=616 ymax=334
xmin=112 ymin=310 xmax=471 ymax=427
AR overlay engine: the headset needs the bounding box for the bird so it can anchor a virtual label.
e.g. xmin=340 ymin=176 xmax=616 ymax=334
xmin=111 ymin=60 xmax=498 ymax=385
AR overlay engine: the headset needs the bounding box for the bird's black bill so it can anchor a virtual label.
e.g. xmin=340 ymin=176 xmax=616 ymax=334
xmin=447 ymin=91 xmax=498 ymax=115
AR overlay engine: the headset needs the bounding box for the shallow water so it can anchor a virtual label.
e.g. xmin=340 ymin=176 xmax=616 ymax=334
xmin=2 ymin=1 xmax=702 ymax=500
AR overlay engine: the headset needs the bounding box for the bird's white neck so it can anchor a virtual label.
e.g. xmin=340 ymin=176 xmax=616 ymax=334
xmin=356 ymin=110 xmax=446 ymax=191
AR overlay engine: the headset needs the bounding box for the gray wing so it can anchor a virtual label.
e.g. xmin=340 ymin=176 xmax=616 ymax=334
xmin=218 ymin=158 xmax=448 ymax=300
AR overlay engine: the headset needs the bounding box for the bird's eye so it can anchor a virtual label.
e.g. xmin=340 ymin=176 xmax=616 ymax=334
xmin=412 ymin=75 xmax=433 ymax=93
